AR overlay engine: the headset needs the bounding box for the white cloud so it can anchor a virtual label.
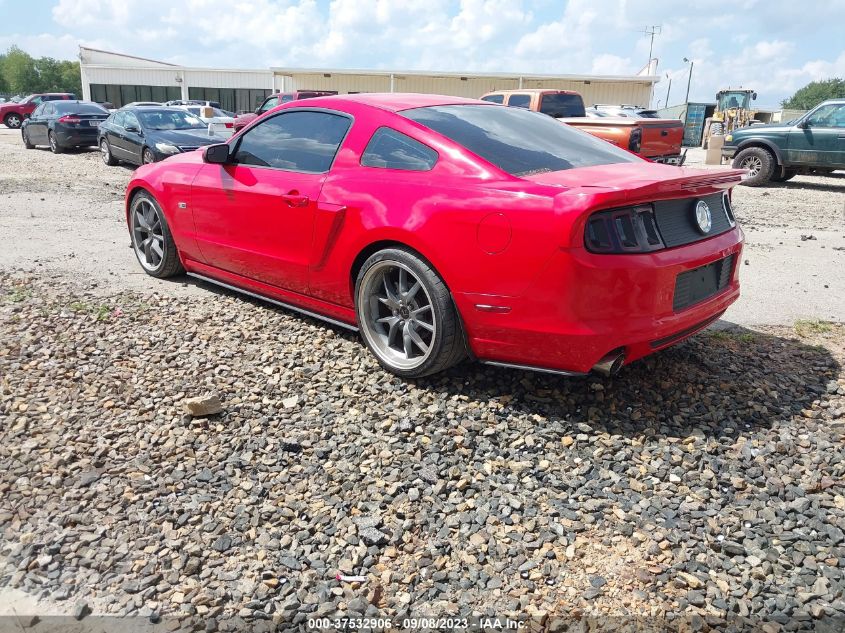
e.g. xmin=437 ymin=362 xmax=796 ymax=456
xmin=2 ymin=0 xmax=842 ymax=108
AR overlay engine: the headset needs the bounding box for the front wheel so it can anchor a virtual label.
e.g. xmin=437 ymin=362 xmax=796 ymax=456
xmin=22 ymin=128 xmax=34 ymax=149
xmin=142 ymin=147 xmax=156 ymax=164
xmin=733 ymin=147 xmax=775 ymax=186
xmin=129 ymin=191 xmax=184 ymax=278
xmin=355 ymin=248 xmax=465 ymax=378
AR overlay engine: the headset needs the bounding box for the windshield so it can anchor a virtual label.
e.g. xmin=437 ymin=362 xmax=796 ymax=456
xmin=402 ymin=104 xmax=640 ymax=177
xmin=718 ymin=91 xmax=751 ymax=110
xmin=137 ymin=109 xmax=206 ymax=130
xmin=539 ymin=93 xmax=586 ymax=118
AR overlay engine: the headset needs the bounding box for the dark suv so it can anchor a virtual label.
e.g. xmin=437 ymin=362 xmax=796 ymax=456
xmin=723 ymin=98 xmax=845 ymax=186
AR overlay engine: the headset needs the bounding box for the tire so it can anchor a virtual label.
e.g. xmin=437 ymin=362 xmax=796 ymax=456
xmin=100 ymin=139 xmax=118 ymax=166
xmin=355 ymin=247 xmax=466 ymax=378
xmin=732 ymin=146 xmax=775 ymax=186
xmin=4 ymin=113 xmax=22 ymax=129
xmin=710 ymin=122 xmax=724 ymax=137
xmin=48 ymin=131 xmax=64 ymax=154
xmin=770 ymin=168 xmax=796 ymax=183
xmin=22 ymin=128 xmax=34 ymax=149
xmin=129 ymin=191 xmax=184 ymax=278
xmin=142 ymin=147 xmax=156 ymax=164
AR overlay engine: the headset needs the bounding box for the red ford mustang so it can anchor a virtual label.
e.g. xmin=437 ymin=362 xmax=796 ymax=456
xmin=125 ymin=93 xmax=744 ymax=378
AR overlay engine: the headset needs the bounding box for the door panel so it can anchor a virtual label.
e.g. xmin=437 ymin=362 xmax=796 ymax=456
xmin=190 ymin=165 xmax=325 ymax=293
xmin=189 ymin=109 xmax=352 ymax=294
xmin=787 ymin=104 xmax=845 ymax=166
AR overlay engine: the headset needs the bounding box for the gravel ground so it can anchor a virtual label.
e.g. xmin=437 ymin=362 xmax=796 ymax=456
xmin=1 ymin=273 xmax=844 ymax=631
xmin=1 ymin=128 xmax=845 ymax=630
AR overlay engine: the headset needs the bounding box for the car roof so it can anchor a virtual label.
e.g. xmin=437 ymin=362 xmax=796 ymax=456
xmin=482 ymin=89 xmax=580 ymax=96
xmin=292 ymin=92 xmax=493 ymax=112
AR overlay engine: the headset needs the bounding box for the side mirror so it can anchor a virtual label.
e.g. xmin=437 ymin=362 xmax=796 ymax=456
xmin=203 ymin=143 xmax=231 ymax=164
xmin=254 ymin=107 xmax=261 ymax=114
xmin=125 ymin=124 xmax=141 ymax=134
xmin=752 ymin=92 xmax=757 ymax=101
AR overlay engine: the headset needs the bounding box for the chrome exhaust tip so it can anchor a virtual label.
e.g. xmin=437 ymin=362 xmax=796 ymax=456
xmin=592 ymin=350 xmax=626 ymax=377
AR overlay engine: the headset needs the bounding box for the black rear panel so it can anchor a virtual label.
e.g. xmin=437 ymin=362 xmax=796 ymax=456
xmin=673 ymin=254 xmax=735 ymax=312
xmin=654 ymin=193 xmax=732 ymax=248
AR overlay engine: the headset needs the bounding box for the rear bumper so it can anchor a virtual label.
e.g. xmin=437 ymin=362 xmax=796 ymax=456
xmin=456 ymin=226 xmax=744 ymax=374
xmin=55 ymin=127 xmax=100 ymax=147
xmin=651 ymin=150 xmax=687 ymax=165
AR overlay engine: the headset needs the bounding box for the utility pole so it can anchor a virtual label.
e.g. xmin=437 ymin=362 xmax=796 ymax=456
xmin=683 ymin=57 xmax=694 ymax=104
xmin=665 ymin=73 xmax=672 ymax=108
xmin=643 ymin=25 xmax=662 ymax=107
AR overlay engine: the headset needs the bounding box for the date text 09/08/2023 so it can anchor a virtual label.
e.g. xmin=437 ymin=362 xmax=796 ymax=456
xmin=307 ymin=616 xmax=527 ymax=630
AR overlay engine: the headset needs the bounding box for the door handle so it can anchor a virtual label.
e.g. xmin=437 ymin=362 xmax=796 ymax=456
xmin=281 ymin=190 xmax=309 ymax=207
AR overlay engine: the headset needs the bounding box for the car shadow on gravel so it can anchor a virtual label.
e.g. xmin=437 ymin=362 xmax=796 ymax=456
xmin=179 ymin=275 xmax=839 ymax=441
xmin=422 ymin=321 xmax=841 ymax=441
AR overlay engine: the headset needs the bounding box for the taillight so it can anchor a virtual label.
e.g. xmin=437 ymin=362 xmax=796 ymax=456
xmin=585 ymin=205 xmax=664 ymax=253
xmin=57 ymin=115 xmax=81 ymax=124
xmin=628 ymin=127 xmax=642 ymax=153
xmin=225 ymin=122 xmax=233 ymax=128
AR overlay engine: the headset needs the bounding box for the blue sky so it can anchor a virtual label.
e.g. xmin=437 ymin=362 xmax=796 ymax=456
xmin=2 ymin=0 xmax=844 ymax=108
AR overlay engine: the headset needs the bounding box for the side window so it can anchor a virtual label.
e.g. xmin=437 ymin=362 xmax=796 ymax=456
xmin=507 ymin=94 xmax=531 ymax=108
xmin=361 ymin=127 xmax=438 ymax=171
xmin=259 ymin=96 xmax=279 ymax=112
xmin=32 ymin=104 xmax=45 ymax=117
xmin=806 ymin=104 xmax=845 ymax=128
xmin=280 ymin=95 xmax=294 ymax=103
xmin=114 ymin=111 xmax=127 ymax=128
xmin=44 ymin=104 xmax=55 ymax=116
xmin=233 ymin=110 xmax=351 ymax=172
xmin=481 ymin=94 xmax=504 ymax=104
xmin=124 ymin=112 xmax=140 ymax=130
xmin=31 ymin=96 xmax=43 ymax=105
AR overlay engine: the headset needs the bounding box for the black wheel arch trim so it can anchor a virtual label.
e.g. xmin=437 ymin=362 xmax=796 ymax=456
xmin=735 ymin=139 xmax=784 ymax=165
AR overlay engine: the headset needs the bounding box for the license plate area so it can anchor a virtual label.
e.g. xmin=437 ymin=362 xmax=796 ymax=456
xmin=673 ymin=254 xmax=735 ymax=312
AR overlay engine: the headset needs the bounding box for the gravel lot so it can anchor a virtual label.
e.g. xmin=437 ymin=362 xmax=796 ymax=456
xmin=1 ymin=127 xmax=845 ymax=630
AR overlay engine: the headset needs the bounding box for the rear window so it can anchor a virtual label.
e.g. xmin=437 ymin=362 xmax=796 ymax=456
xmin=539 ymin=93 xmax=586 ymax=118
xmin=402 ymin=104 xmax=640 ymax=177
xmin=55 ymin=102 xmax=107 ymax=114
xmin=481 ymin=94 xmax=504 ymax=104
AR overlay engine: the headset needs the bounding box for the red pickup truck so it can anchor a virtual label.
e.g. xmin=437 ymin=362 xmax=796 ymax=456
xmin=1 ymin=93 xmax=77 ymax=129
xmin=480 ymin=89 xmax=685 ymax=164
xmin=233 ymin=90 xmax=338 ymax=132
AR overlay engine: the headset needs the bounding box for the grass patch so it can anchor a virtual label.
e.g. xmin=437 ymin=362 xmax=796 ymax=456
xmin=68 ymin=301 xmax=112 ymax=321
xmin=3 ymin=286 xmax=32 ymax=303
xmin=795 ymin=319 xmax=834 ymax=337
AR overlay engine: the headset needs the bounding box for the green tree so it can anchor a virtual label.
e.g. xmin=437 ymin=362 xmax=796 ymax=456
xmin=782 ymin=78 xmax=845 ymax=110
xmin=2 ymin=46 xmax=39 ymax=94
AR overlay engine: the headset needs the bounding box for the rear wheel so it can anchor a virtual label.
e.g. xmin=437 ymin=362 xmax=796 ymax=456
xmin=22 ymin=128 xmax=34 ymax=149
xmin=4 ymin=113 xmax=22 ymax=129
xmin=48 ymin=131 xmax=64 ymax=154
xmin=355 ymin=248 xmax=466 ymax=378
xmin=100 ymin=139 xmax=118 ymax=166
xmin=129 ymin=191 xmax=184 ymax=278
xmin=733 ymin=147 xmax=775 ymax=186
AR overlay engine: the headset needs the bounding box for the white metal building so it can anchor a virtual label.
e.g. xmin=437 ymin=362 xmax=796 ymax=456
xmin=80 ymin=47 xmax=658 ymax=112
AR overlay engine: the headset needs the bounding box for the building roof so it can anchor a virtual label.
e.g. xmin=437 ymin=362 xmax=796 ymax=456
xmin=271 ymin=66 xmax=659 ymax=84
xmin=309 ymin=92 xmax=490 ymax=111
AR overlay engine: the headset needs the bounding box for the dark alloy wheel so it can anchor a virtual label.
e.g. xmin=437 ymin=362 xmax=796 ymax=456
xmin=732 ymin=146 xmax=774 ymax=186
xmin=355 ymin=247 xmax=465 ymax=378
xmin=142 ymin=148 xmax=156 ymax=164
xmin=4 ymin=114 xmax=22 ymax=129
xmin=101 ymin=139 xmax=117 ymax=166
xmin=130 ymin=192 xmax=184 ymax=278
xmin=48 ymin=131 xmax=63 ymax=154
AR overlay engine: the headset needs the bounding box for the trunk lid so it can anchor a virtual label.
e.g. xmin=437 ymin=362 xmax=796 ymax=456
xmin=523 ymin=162 xmax=743 ymax=202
